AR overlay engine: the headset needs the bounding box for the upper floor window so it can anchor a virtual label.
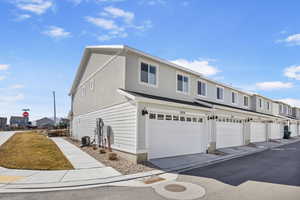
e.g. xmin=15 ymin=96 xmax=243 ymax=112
xmin=216 ymin=86 xmax=224 ymax=100
xmin=197 ymin=80 xmax=206 ymax=96
xmin=243 ymin=96 xmax=249 ymax=107
xmin=232 ymin=91 xmax=238 ymax=104
xmin=140 ymin=62 xmax=157 ymax=86
xmin=266 ymin=102 xmax=270 ymax=110
xmin=279 ymin=104 xmax=283 ymax=113
xmin=259 ymin=99 xmax=262 ymax=108
xmin=177 ymin=74 xmax=189 ymax=93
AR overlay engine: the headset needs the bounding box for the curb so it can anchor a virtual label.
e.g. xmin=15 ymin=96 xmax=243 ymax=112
xmin=0 ymin=138 xmax=299 ymax=193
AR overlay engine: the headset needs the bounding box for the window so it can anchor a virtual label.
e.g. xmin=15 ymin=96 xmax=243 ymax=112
xmin=197 ymin=81 xmax=206 ymax=96
xmin=165 ymin=115 xmax=172 ymax=120
xmin=186 ymin=117 xmax=192 ymax=122
xmin=259 ymin=99 xmax=262 ymax=108
xmin=266 ymin=102 xmax=270 ymax=110
xmin=157 ymin=114 xmax=164 ymax=120
xmin=140 ymin=62 xmax=157 ymax=86
xmin=149 ymin=113 xmax=156 ymax=119
xmin=243 ymin=96 xmax=249 ymax=107
xmin=180 ymin=116 xmax=185 ymax=121
xmin=216 ymin=86 xmax=224 ymax=100
xmin=90 ymin=79 xmax=94 ymax=90
xmin=177 ymin=74 xmax=189 ymax=93
xmin=232 ymin=91 xmax=238 ymax=104
xmin=192 ymin=117 xmax=197 ymax=122
xmin=173 ymin=115 xmax=179 ymax=121
xmin=279 ymin=104 xmax=283 ymax=113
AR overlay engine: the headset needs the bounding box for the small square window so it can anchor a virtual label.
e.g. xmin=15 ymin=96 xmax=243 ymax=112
xmin=180 ymin=116 xmax=185 ymax=121
xmin=198 ymin=118 xmax=203 ymax=123
xmin=192 ymin=117 xmax=197 ymax=122
xmin=165 ymin=115 xmax=172 ymax=120
xmin=149 ymin=113 xmax=156 ymax=119
xmin=157 ymin=114 xmax=164 ymax=120
xmin=186 ymin=117 xmax=192 ymax=122
xmin=173 ymin=115 xmax=179 ymax=121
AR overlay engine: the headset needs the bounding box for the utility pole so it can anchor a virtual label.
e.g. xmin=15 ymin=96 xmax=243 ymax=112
xmin=53 ymin=91 xmax=56 ymax=125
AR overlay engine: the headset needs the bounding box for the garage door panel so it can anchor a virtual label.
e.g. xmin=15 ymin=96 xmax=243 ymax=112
xmin=216 ymin=122 xmax=243 ymax=149
xmin=270 ymin=123 xmax=282 ymax=139
xmin=148 ymin=116 xmax=206 ymax=160
xmin=290 ymin=124 xmax=297 ymax=137
xmin=250 ymin=122 xmax=266 ymax=143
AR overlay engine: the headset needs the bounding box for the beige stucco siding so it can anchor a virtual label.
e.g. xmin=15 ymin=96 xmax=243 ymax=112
xmin=72 ymin=53 xmax=127 ymax=116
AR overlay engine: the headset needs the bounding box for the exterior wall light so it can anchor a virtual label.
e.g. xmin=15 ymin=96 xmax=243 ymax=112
xmin=141 ymin=108 xmax=148 ymax=116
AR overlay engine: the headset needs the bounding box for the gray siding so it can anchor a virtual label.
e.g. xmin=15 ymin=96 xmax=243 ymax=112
xmin=72 ymin=52 xmax=127 ymax=117
xmin=125 ymin=52 xmax=251 ymax=110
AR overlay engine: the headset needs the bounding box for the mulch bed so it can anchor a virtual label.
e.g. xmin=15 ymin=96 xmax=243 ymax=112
xmin=64 ymin=137 xmax=157 ymax=175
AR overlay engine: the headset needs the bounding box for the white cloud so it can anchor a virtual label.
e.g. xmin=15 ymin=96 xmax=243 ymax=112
xmin=255 ymin=81 xmax=293 ymax=90
xmin=86 ymin=6 xmax=152 ymax=41
xmin=86 ymin=17 xmax=122 ymax=31
xmin=102 ymin=6 xmax=134 ymax=23
xmin=10 ymin=84 xmax=25 ymax=89
xmin=0 ymin=93 xmax=24 ymax=103
xmin=0 ymin=76 xmax=6 ymax=81
xmin=14 ymin=0 xmax=53 ymax=15
xmin=279 ymin=33 xmax=300 ymax=46
xmin=140 ymin=0 xmax=166 ymax=6
xmin=277 ymin=98 xmax=300 ymax=107
xmin=15 ymin=14 xmax=31 ymax=21
xmin=0 ymin=64 xmax=9 ymax=71
xmin=284 ymin=65 xmax=300 ymax=80
xmin=171 ymin=58 xmax=220 ymax=76
xmin=43 ymin=26 xmax=71 ymax=38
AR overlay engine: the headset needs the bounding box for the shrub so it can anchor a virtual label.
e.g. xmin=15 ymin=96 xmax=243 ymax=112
xmin=108 ymin=152 xmax=117 ymax=161
xmin=99 ymin=148 xmax=106 ymax=154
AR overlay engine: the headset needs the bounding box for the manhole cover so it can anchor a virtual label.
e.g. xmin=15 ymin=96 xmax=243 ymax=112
xmin=164 ymin=184 xmax=187 ymax=192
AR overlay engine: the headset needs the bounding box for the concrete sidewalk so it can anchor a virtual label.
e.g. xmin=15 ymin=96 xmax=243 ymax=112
xmin=51 ymin=137 xmax=104 ymax=169
xmin=0 ymin=136 xmax=299 ymax=193
xmin=0 ymin=131 xmax=16 ymax=146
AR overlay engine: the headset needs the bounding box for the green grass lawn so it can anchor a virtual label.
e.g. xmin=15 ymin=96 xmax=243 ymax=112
xmin=0 ymin=131 xmax=74 ymax=170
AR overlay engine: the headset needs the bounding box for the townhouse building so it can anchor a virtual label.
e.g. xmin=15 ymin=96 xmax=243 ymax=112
xmin=69 ymin=45 xmax=300 ymax=162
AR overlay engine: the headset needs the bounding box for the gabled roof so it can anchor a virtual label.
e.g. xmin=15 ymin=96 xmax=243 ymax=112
xmin=119 ymin=89 xmax=213 ymax=109
xmin=69 ymin=45 xmax=252 ymax=96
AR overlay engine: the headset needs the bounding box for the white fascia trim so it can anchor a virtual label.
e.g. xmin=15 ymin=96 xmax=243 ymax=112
xmin=214 ymin=105 xmax=278 ymax=119
xmin=136 ymin=96 xmax=212 ymax=112
xmin=117 ymin=89 xmax=136 ymax=100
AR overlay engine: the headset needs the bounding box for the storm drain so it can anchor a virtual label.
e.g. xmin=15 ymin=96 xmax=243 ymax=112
xmin=164 ymin=184 xmax=187 ymax=192
xmin=152 ymin=181 xmax=206 ymax=200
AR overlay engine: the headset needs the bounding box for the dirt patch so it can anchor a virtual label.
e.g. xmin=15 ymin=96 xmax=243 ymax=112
xmin=65 ymin=137 xmax=156 ymax=175
xmin=0 ymin=131 xmax=74 ymax=170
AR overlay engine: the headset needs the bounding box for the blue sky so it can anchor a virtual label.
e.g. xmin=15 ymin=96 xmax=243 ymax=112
xmin=1 ymin=0 xmax=300 ymax=120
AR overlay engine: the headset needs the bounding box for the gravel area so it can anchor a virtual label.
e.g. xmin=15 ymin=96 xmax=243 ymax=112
xmin=64 ymin=137 xmax=157 ymax=175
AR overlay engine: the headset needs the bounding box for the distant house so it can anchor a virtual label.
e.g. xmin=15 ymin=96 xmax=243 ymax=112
xmin=10 ymin=116 xmax=28 ymax=128
xmin=36 ymin=117 xmax=55 ymax=128
xmin=0 ymin=117 xmax=7 ymax=130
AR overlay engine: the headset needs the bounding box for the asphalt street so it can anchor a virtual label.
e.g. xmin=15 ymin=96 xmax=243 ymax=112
xmin=1 ymin=141 xmax=300 ymax=200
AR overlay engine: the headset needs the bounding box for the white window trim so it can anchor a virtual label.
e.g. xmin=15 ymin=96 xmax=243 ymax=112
xmin=216 ymin=85 xmax=224 ymax=101
xmin=197 ymin=79 xmax=207 ymax=97
xmin=243 ymin=95 xmax=249 ymax=108
xmin=231 ymin=90 xmax=238 ymax=105
xmin=176 ymin=72 xmax=190 ymax=95
xmin=138 ymin=59 xmax=159 ymax=88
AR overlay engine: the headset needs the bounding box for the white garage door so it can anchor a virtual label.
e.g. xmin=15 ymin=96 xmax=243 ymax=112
xmin=216 ymin=120 xmax=243 ymax=149
xmin=147 ymin=113 xmax=207 ymax=159
xmin=290 ymin=124 xmax=297 ymax=137
xmin=270 ymin=123 xmax=282 ymax=139
xmin=250 ymin=122 xmax=266 ymax=143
